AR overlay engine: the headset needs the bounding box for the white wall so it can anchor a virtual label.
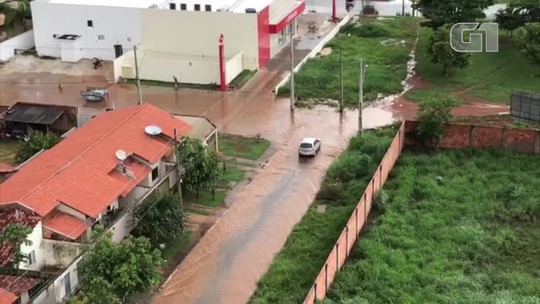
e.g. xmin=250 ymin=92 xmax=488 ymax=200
xmin=19 ymin=221 xmax=44 ymax=271
xmin=269 ymin=0 xmax=296 ymax=20
xmin=57 ymin=204 xmax=86 ymax=221
xmin=31 ymin=2 xmax=141 ymax=60
xmin=109 ymin=211 xmax=133 ymax=243
xmin=53 ymin=258 xmax=80 ymax=303
xmin=41 ymin=239 xmax=82 ymax=269
xmin=226 ymin=52 xmax=244 ymax=83
xmin=0 ymin=30 xmax=35 ymax=61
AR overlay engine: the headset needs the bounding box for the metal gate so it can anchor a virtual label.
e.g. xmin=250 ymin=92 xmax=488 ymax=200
xmin=510 ymin=91 xmax=540 ymax=125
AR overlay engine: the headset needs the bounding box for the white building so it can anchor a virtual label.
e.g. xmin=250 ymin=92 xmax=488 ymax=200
xmin=31 ymin=0 xmax=306 ymax=85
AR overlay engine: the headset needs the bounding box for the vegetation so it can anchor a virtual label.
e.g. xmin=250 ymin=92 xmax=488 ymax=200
xmin=250 ymin=126 xmax=398 ymax=304
xmin=219 ymin=133 xmax=270 ymax=160
xmin=133 ymin=191 xmax=186 ymax=248
xmin=73 ymin=234 xmax=163 ymax=302
xmin=0 ymin=223 xmax=32 ymax=272
xmin=427 ymin=27 xmax=470 ymax=74
xmin=15 ymin=131 xmax=62 ymax=164
xmin=405 ymin=28 xmax=540 ymax=104
xmin=412 ymin=0 xmax=494 ymax=29
xmin=0 ymin=0 xmax=31 ymax=28
xmin=0 ymin=140 xmax=19 ymax=165
xmin=417 ymin=97 xmax=457 ymax=148
xmin=180 ymin=137 xmax=223 ymax=198
xmin=515 ymin=22 xmax=540 ymax=64
xmin=278 ymin=17 xmax=419 ymax=107
xmin=230 ymin=70 xmax=257 ymax=88
xmin=324 ymin=149 xmax=540 ymax=303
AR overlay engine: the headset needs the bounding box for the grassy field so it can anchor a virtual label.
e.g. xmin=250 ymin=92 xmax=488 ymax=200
xmin=0 ymin=139 xmax=19 ymax=165
xmin=219 ymin=133 xmax=271 ymax=160
xmin=406 ymin=29 xmax=540 ymax=105
xmin=249 ymin=126 xmax=399 ymax=304
xmin=279 ymin=17 xmax=419 ymax=107
xmin=324 ymin=149 xmax=540 ymax=303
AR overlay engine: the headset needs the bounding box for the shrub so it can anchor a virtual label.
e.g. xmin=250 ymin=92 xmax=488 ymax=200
xmin=374 ymin=189 xmax=390 ymax=212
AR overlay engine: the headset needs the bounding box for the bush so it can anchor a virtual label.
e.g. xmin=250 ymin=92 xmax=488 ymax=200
xmin=374 ymin=189 xmax=390 ymax=212
xmin=15 ymin=131 xmax=62 ymax=164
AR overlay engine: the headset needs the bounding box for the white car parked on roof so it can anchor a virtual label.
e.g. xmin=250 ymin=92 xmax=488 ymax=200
xmin=299 ymin=137 xmax=321 ymax=157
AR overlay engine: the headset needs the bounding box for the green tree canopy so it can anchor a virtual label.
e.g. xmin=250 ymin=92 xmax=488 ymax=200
xmin=78 ymin=235 xmax=163 ymax=298
xmin=427 ymin=28 xmax=471 ymax=74
xmin=0 ymin=223 xmax=32 ymax=271
xmin=515 ymin=22 xmax=540 ymax=64
xmin=495 ymin=7 xmax=526 ymax=38
xmin=179 ymin=137 xmax=223 ymax=197
xmin=15 ymin=131 xmax=62 ymax=164
xmin=68 ymin=277 xmax=122 ymax=304
xmin=413 ymin=0 xmax=494 ymax=29
xmin=417 ymin=97 xmax=457 ymax=149
xmin=133 ymin=191 xmax=186 ymax=247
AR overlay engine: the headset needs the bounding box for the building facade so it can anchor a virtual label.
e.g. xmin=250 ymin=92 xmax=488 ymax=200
xmin=31 ymin=0 xmax=305 ymax=85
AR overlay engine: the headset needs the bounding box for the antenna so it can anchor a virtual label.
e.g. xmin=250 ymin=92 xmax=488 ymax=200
xmin=144 ymin=125 xmax=162 ymax=136
xmin=115 ymin=149 xmax=128 ymax=162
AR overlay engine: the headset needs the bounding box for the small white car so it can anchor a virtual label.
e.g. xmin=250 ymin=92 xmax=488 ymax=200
xmin=299 ymin=137 xmax=321 ymax=157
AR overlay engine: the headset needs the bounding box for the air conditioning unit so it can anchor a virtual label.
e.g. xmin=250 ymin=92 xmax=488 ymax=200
xmin=217 ymin=5 xmax=229 ymax=12
xmin=149 ymin=4 xmax=158 ymax=8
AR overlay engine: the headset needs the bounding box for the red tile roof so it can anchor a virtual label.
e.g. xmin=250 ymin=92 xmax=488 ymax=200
xmin=42 ymin=211 xmax=90 ymax=240
xmin=0 ymin=165 xmax=16 ymax=174
xmin=0 ymin=275 xmax=40 ymax=295
xmin=0 ymin=104 xmax=191 ymax=218
xmin=0 ymin=288 xmax=17 ymax=304
xmin=0 ymin=209 xmax=40 ymax=266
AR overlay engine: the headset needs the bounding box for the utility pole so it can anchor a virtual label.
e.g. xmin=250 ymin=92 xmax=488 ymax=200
xmin=173 ymin=129 xmax=184 ymax=211
xmin=289 ymin=26 xmax=295 ymax=111
xmin=133 ymin=45 xmax=143 ymax=105
xmin=402 ymin=0 xmax=405 ymax=16
xmin=358 ymin=59 xmax=368 ymax=134
xmin=339 ymin=48 xmax=344 ymax=113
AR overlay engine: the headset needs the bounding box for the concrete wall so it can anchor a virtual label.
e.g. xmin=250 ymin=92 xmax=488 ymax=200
xmin=31 ymin=2 xmax=141 ymax=60
xmin=57 ymin=203 xmax=86 ymax=221
xmin=225 ymin=52 xmax=244 ymax=83
xmin=41 ymin=239 xmax=82 ymax=269
xmin=0 ymin=30 xmax=35 ymax=61
xmin=19 ymin=221 xmax=44 ymax=271
xmin=140 ymin=9 xmax=259 ymax=71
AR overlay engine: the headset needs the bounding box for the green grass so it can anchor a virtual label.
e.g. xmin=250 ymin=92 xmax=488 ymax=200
xmin=221 ymin=166 xmax=245 ymax=183
xmin=219 ymin=133 xmax=270 ymax=160
xmin=185 ymin=190 xmax=226 ymax=208
xmin=0 ymin=140 xmax=19 ymax=165
xmin=406 ymin=29 xmax=540 ymax=104
xmin=185 ymin=207 xmax=212 ymax=216
xmin=230 ymin=69 xmax=257 ymax=88
xmin=279 ymin=17 xmax=419 ymax=107
xmin=249 ymin=125 xmax=399 ymax=304
xmin=124 ymin=78 xmax=220 ymax=90
xmin=161 ymin=231 xmax=192 ymax=261
xmin=324 ymin=149 xmax=540 ymax=303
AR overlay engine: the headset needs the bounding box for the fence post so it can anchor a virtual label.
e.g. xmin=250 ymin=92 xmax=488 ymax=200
xmin=534 ymin=130 xmax=540 ymax=154
xmin=314 ymin=283 xmax=317 ymax=301
xmin=345 ymin=225 xmax=349 ymax=252
xmin=364 ymin=192 xmax=367 ymax=221
xmin=355 ymin=208 xmax=359 ymax=234
xmin=324 ymin=264 xmax=328 ymax=293
xmin=336 ymin=243 xmax=339 ymax=267
xmin=380 ymin=164 xmax=383 ymax=187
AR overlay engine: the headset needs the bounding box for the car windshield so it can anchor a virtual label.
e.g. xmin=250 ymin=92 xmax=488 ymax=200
xmin=300 ymin=143 xmax=313 ymax=148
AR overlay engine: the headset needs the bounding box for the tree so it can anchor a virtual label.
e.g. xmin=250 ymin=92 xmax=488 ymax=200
xmin=179 ymin=137 xmax=223 ymax=198
xmin=78 ymin=235 xmax=163 ymax=298
xmin=495 ymin=7 xmax=526 ymax=39
xmin=133 ymin=191 xmax=186 ymax=247
xmin=427 ymin=28 xmax=471 ymax=74
xmin=0 ymin=224 xmax=32 ymax=272
xmin=68 ymin=277 xmax=121 ymax=304
xmin=509 ymin=0 xmax=540 ymax=23
xmin=15 ymin=131 xmax=62 ymax=164
xmin=515 ymin=22 xmax=540 ymax=64
xmin=413 ymin=0 xmax=494 ymax=29
xmin=417 ymin=97 xmax=457 ymax=149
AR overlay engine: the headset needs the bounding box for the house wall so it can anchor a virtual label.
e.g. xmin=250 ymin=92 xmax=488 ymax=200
xmin=19 ymin=222 xmax=44 ymax=271
xmin=54 ymin=258 xmax=80 ymax=303
xmin=138 ymin=9 xmax=258 ymax=83
xmin=225 ymin=52 xmax=244 ymax=83
xmin=30 ymin=2 xmax=141 ymax=60
xmin=0 ymin=30 xmax=35 ymax=61
xmin=41 ymin=239 xmax=81 ymax=269
xmin=57 ymin=204 xmax=86 ymax=221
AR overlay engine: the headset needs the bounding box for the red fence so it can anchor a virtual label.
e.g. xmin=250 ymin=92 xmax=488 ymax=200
xmin=302 ymin=121 xmax=539 ymax=304
xmin=303 ymin=122 xmax=406 ymax=304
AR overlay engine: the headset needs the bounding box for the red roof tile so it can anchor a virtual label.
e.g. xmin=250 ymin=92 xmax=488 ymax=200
xmin=0 ymin=275 xmax=40 ymax=295
xmin=0 ymin=209 xmax=40 ymax=266
xmin=42 ymin=211 xmax=90 ymax=240
xmin=0 ymin=104 xmax=191 ymax=218
xmin=0 ymin=288 xmax=17 ymax=304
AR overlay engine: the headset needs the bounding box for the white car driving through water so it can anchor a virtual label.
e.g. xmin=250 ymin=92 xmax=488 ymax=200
xmin=298 ymin=137 xmax=321 ymax=157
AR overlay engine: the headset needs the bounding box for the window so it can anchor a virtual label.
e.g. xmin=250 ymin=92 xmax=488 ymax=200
xmin=151 ymin=167 xmax=159 ymax=181
xmin=180 ymin=3 xmax=187 ymax=10
xmin=87 ymin=20 xmax=93 ymax=27
xmin=194 ymin=4 xmax=200 ymax=11
xmin=169 ymin=2 xmax=176 ymax=9
xmin=278 ymin=28 xmax=286 ymax=45
xmin=205 ymin=4 xmax=211 ymax=11
xmin=28 ymin=250 xmax=36 ymax=265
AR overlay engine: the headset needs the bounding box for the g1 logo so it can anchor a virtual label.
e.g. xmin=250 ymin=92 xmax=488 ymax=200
xmin=450 ymin=22 xmax=499 ymax=53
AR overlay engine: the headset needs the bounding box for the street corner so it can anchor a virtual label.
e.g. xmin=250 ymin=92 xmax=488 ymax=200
xmin=0 ymin=54 xmax=114 ymax=82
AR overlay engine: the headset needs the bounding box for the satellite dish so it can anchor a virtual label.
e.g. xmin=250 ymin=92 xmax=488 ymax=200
xmin=115 ymin=149 xmax=127 ymax=161
xmin=145 ymin=125 xmax=162 ymax=136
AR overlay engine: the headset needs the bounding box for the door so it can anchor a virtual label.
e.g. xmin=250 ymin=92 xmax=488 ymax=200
xmin=64 ymin=273 xmax=71 ymax=297
xmin=114 ymin=44 xmax=123 ymax=58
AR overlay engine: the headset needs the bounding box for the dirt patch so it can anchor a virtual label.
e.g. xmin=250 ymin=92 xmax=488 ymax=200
xmin=0 ymin=55 xmax=114 ymax=79
xmin=318 ymin=47 xmax=333 ymax=57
